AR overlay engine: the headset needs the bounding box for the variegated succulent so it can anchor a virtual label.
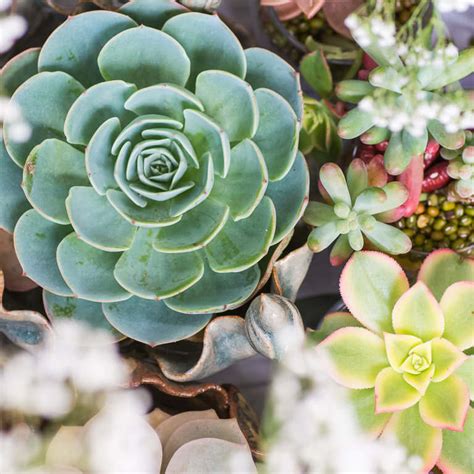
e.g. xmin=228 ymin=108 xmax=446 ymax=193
xmin=303 ymin=161 xmax=411 ymax=265
xmin=0 ymin=0 xmax=308 ymax=345
xmin=317 ymin=249 xmax=474 ymax=473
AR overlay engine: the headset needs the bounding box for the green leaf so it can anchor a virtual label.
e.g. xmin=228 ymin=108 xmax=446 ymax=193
xmin=300 ymin=50 xmax=333 ymax=99
xmin=419 ymin=374 xmax=469 ymax=431
xmin=374 ymin=367 xmax=421 ymax=413
xmin=440 ymin=282 xmax=474 ymax=351
xmin=165 ymin=261 xmax=260 ymax=314
xmin=102 ymin=297 xmax=212 ymax=346
xmin=66 ymin=186 xmax=136 ymax=252
xmin=363 ymin=221 xmax=412 ymax=255
xmin=195 ymin=70 xmax=258 ymax=142
xmin=456 ymin=357 xmax=474 ymax=401
xmin=98 ymin=26 xmax=190 ymax=89
xmin=183 ymin=109 xmax=230 ymax=178
xmin=353 ymin=187 xmax=386 ymax=214
xmin=329 ymin=234 xmax=354 ymax=266
xmin=23 ymin=139 xmax=89 ymax=225
xmin=205 ymin=197 xmax=275 ymax=272
xmin=245 ymin=48 xmax=303 ymax=120
xmin=346 ymin=159 xmax=368 ymax=201
xmin=44 ymin=291 xmax=121 ymax=339
xmin=349 ymin=389 xmax=391 ymax=436
xmin=431 ymin=338 xmax=468 ymax=383
xmin=57 ymin=233 xmax=130 ymax=303
xmin=338 ymin=108 xmax=375 ymax=140
xmin=369 ymin=66 xmax=405 ymax=93
xmin=303 ymin=201 xmax=336 ymax=227
xmin=163 ymin=12 xmax=246 ymax=89
xmin=403 ymin=365 xmax=435 ymax=395
xmin=384 ymin=131 xmax=412 ymax=175
xmin=120 ymin=0 xmax=186 ymax=29
xmin=154 ymin=197 xmax=229 ymax=253
xmin=253 ymin=88 xmax=298 ymax=181
xmin=38 ymin=10 xmax=137 ymax=87
xmin=14 ymin=209 xmax=73 ymax=296
xmin=392 ymin=282 xmax=444 ymax=341
xmin=348 ymin=228 xmax=364 ymax=251
xmin=114 ymin=227 xmax=204 ymax=299
xmin=0 ymin=139 xmax=30 ymax=233
xmin=402 ymin=129 xmax=428 ymax=158
xmin=319 ymin=163 xmax=351 ymax=207
xmin=0 ymin=47 xmax=39 ymax=96
xmin=311 ymin=312 xmax=362 ymax=344
xmin=64 ymin=80 xmax=136 ymax=146
xmin=335 ymin=80 xmax=375 ymax=104
xmin=4 ymin=71 xmax=84 ymax=167
xmin=307 ymin=221 xmax=339 ymax=253
xmin=361 ymin=126 xmax=390 ymax=145
xmin=340 ymin=251 xmax=409 ymax=334
xmin=428 ymin=120 xmax=466 ymax=150
xmin=319 ymin=327 xmax=388 ymax=389
xmin=212 ymin=140 xmax=267 ymax=221
xmin=265 ymin=152 xmax=309 ymax=244
xmin=418 ymin=249 xmax=474 ymax=301
xmin=384 ymin=332 xmax=422 ymax=372
xmin=373 ymin=182 xmax=409 ymax=216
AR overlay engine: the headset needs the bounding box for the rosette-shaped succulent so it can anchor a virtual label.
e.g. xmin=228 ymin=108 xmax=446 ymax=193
xmin=0 ymin=0 xmax=308 ymax=346
xmin=303 ymin=161 xmax=411 ymax=265
xmin=317 ymin=250 xmax=474 ymax=472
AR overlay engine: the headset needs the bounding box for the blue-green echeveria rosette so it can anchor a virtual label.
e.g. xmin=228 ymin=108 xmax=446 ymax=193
xmin=0 ymin=0 xmax=307 ymax=347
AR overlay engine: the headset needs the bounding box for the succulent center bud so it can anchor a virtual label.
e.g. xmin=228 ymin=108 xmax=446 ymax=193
xmin=400 ymin=342 xmax=432 ymax=375
xmin=334 ymin=202 xmax=351 ymax=219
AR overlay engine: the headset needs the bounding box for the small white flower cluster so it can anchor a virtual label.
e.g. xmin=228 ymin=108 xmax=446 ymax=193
xmin=398 ymin=42 xmax=459 ymax=68
xmin=265 ymin=344 xmax=422 ymax=474
xmin=0 ymin=0 xmax=26 ymax=54
xmin=345 ymin=14 xmax=396 ymax=49
xmin=435 ymin=0 xmax=474 ymax=12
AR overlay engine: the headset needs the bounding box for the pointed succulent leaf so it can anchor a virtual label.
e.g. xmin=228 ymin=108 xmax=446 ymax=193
xmin=303 ymin=201 xmax=336 ymax=227
xmin=14 ymin=210 xmax=73 ymax=296
xmin=419 ymin=375 xmax=469 ymax=431
xmin=418 ymin=249 xmax=474 ymax=301
xmin=319 ymin=163 xmax=351 ymax=206
xmin=431 ymin=338 xmax=468 ymax=383
xmin=335 ymin=80 xmax=375 ymax=104
xmin=119 ymin=0 xmax=186 ymax=29
xmin=346 ymin=159 xmax=368 ymax=201
xmin=0 ymin=48 xmax=39 ymax=96
xmin=403 ymin=365 xmax=435 ymax=395
xmin=349 ymin=389 xmax=391 ymax=437
xmin=363 ymin=221 xmax=412 ymax=255
xmin=4 ymin=72 xmax=84 ymax=167
xmin=329 ymin=234 xmax=353 ymax=266
xmin=102 ymin=297 xmax=211 ymax=347
xmin=340 ymin=251 xmax=409 ymax=334
xmin=307 ymin=221 xmax=339 ymax=253
xmin=163 ymin=12 xmax=246 ymax=89
xmin=319 ymin=327 xmax=388 ymax=389
xmin=300 ymin=50 xmax=333 ymax=99
xmin=98 ymin=26 xmax=190 ymax=89
xmin=384 ymin=132 xmax=412 ymax=175
xmin=384 ymin=333 xmax=423 ymax=373
xmin=310 ymin=312 xmax=362 ymax=344
xmin=392 ymin=282 xmax=444 ymax=341
xmin=338 ymin=108 xmax=375 ymax=140
xmin=456 ymin=357 xmax=474 ymax=401
xmin=374 ymin=367 xmax=421 ymax=413
xmin=428 ymin=120 xmax=466 ymax=150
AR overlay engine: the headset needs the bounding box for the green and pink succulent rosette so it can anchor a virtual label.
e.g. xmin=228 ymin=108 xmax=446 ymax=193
xmin=0 ymin=0 xmax=308 ymax=346
xmin=317 ymin=249 xmax=474 ymax=473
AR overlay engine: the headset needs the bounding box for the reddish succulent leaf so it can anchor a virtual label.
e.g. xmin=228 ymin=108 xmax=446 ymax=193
xmin=323 ymin=0 xmax=364 ymax=38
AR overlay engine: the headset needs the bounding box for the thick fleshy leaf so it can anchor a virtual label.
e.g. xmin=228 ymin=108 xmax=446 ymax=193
xmin=431 ymin=338 xmax=468 ymax=383
xmin=303 ymin=201 xmax=336 ymax=226
xmin=206 ymin=197 xmax=275 ymax=272
xmin=102 ymin=297 xmax=211 ymax=346
xmin=319 ymin=327 xmax=388 ymax=389
xmin=300 ymin=50 xmax=332 ymax=99
xmin=183 ymin=109 xmax=230 ymax=177
xmin=307 ymin=221 xmax=339 ymax=253
xmin=456 ymin=357 xmax=474 ymax=401
xmin=57 ymin=233 xmax=130 ymax=303
xmin=384 ymin=333 xmax=422 ymax=372
xmin=374 ymin=367 xmax=421 ymax=413
xmin=0 ymin=139 xmax=30 ymax=233
xmin=14 ymin=210 xmax=73 ymax=296
xmin=383 ymin=405 xmax=442 ymax=473
xmin=383 ymin=132 xmax=413 ymax=176
xmin=98 ymin=26 xmax=190 ymax=89
xmin=425 ymin=48 xmax=474 ymax=90
xmin=363 ymin=221 xmax=412 ymax=255
xmin=319 ymin=163 xmax=351 ymax=206
xmin=353 ymin=187 xmax=386 ymax=214
xmin=438 ymin=407 xmax=474 ymax=474
xmin=154 ymin=198 xmax=229 ymax=253
xmin=440 ymin=282 xmax=474 ymax=351
xmin=0 ymin=48 xmax=39 ymax=96
xmin=66 ymin=186 xmax=136 ymax=251
xmin=310 ymin=312 xmax=362 ymax=344
xmin=346 ymin=159 xmax=368 ymax=201
xmin=119 ymin=0 xmax=186 ymax=29
xmin=418 ymin=249 xmax=474 ymax=301
xmin=373 ymin=182 xmax=409 ymax=217
xmin=114 ymin=228 xmax=204 ymax=299
xmin=64 ymin=81 xmax=136 ymax=146
xmin=244 ymin=48 xmax=303 ymax=120
xmin=392 ymin=282 xmax=444 ymax=341
xmin=165 ymin=262 xmax=260 ymax=314
xmin=211 ymin=139 xmax=267 ymax=221
xmin=38 ymin=10 xmax=137 ymax=87
xmin=361 ymin=126 xmax=390 ymax=145
xmin=340 ymin=251 xmax=409 ymax=334
xmin=348 ymin=228 xmax=364 ymax=251
xmin=4 ymin=72 xmax=84 ymax=166
xmin=252 ymin=88 xmax=298 ymax=181
xmin=266 ymin=152 xmax=309 ymax=244
xmin=163 ymin=12 xmax=246 ymax=89
xmin=369 ymin=66 xmax=406 ymax=93
xmin=195 ymin=70 xmax=258 ymax=142
xmin=428 ymin=120 xmax=466 ymax=150
xmin=349 ymin=389 xmax=390 ymax=437
xmin=22 ymin=139 xmax=89 ymax=225
xmin=403 ymin=365 xmax=435 ymax=395
xmin=419 ymin=375 xmax=469 ymax=431
xmin=329 ymin=234 xmax=353 ymax=266
xmin=402 ymin=129 xmax=428 ymax=159
xmin=338 ymin=108 xmax=375 ymax=140
xmin=367 ymin=154 xmax=388 ymax=187
xmin=335 ymin=80 xmax=375 ymax=104
xmin=43 ymin=291 xmax=121 ymax=337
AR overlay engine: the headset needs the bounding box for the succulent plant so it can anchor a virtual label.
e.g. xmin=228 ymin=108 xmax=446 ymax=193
xmin=441 ymin=130 xmax=474 ymax=200
xmin=303 ymin=161 xmax=412 ymax=265
xmin=261 ymin=0 xmax=324 ymax=21
xmin=0 ymin=0 xmax=308 ymax=345
xmin=317 ymin=249 xmax=474 ymax=472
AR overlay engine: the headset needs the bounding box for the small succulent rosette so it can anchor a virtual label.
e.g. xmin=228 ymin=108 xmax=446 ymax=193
xmin=316 ymin=249 xmax=474 ymax=473
xmin=0 ymin=0 xmax=309 ymax=348
xmin=303 ymin=161 xmax=412 ymax=265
